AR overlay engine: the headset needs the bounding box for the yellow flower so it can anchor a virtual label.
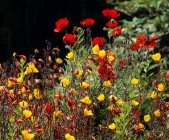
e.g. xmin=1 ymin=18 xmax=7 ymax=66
xmin=98 ymin=50 xmax=106 ymax=58
xmin=132 ymin=100 xmax=139 ymax=107
xmin=84 ymin=108 xmax=93 ymax=116
xmin=131 ymin=78 xmax=139 ymax=85
xmin=154 ymin=109 xmax=160 ymax=117
xmin=19 ymin=101 xmax=28 ymax=109
xmin=80 ymin=82 xmax=90 ymax=89
xmin=24 ymin=62 xmax=39 ymax=75
xmin=74 ymin=69 xmax=83 ymax=77
xmin=7 ymin=79 xmax=13 ymax=88
xmin=81 ymin=96 xmax=92 ymax=105
xmin=31 ymin=116 xmax=35 ymax=123
xmin=17 ymin=74 xmax=24 ymax=83
xmin=29 ymin=94 xmax=33 ymax=100
xmin=97 ymin=93 xmax=105 ymax=102
xmin=151 ymin=91 xmax=157 ymax=99
xmin=108 ymin=123 xmax=116 ymax=130
xmin=109 ymin=95 xmax=118 ymax=102
xmin=103 ymin=80 xmax=112 ymax=87
xmin=152 ymin=53 xmax=161 ymax=61
xmin=144 ymin=114 xmax=151 ymax=122
xmin=108 ymin=55 xmax=115 ymax=62
xmin=55 ymin=58 xmax=63 ymax=64
xmin=53 ymin=111 xmax=63 ymax=118
xmin=116 ymin=99 xmax=123 ymax=105
xmin=33 ymin=88 xmax=42 ymax=99
xmin=22 ymin=130 xmax=35 ymax=140
xmin=138 ymin=123 xmax=144 ymax=129
xmin=66 ymin=52 xmax=74 ymax=60
xmin=9 ymin=89 xmax=14 ymax=97
xmin=107 ymin=104 xmax=114 ymax=110
xmin=60 ymin=78 xmax=70 ymax=87
xmin=23 ymin=110 xmax=32 ymax=118
xmin=92 ymin=44 xmax=100 ymax=54
xmin=65 ymin=133 xmax=76 ymax=140
xmin=157 ymin=83 xmax=165 ymax=91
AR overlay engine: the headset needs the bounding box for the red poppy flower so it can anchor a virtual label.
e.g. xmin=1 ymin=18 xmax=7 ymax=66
xmin=45 ymin=103 xmax=53 ymax=113
xmin=118 ymin=59 xmax=127 ymax=67
xmin=102 ymin=9 xmax=120 ymax=19
xmin=144 ymin=36 xmax=159 ymax=49
xmin=54 ymin=17 xmax=69 ymax=33
xmin=130 ymin=43 xmax=142 ymax=51
xmin=92 ymin=37 xmax=104 ymax=46
xmin=106 ymin=20 xmax=118 ymax=28
xmin=80 ymin=18 xmax=95 ymax=27
xmin=112 ymin=27 xmax=122 ymax=37
xmin=63 ymin=34 xmax=76 ymax=45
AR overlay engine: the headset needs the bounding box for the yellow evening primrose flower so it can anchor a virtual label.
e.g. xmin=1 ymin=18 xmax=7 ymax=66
xmin=9 ymin=89 xmax=14 ymax=97
xmin=98 ymin=50 xmax=106 ymax=58
xmin=22 ymin=130 xmax=35 ymax=140
xmin=92 ymin=44 xmax=100 ymax=54
xmin=144 ymin=114 xmax=151 ymax=122
xmin=23 ymin=110 xmax=32 ymax=118
xmin=108 ymin=123 xmax=116 ymax=130
xmin=19 ymin=101 xmax=28 ymax=109
xmin=151 ymin=91 xmax=157 ymax=99
xmin=152 ymin=53 xmax=161 ymax=61
xmin=7 ymin=79 xmax=13 ymax=88
xmin=53 ymin=111 xmax=63 ymax=118
xmin=84 ymin=108 xmax=93 ymax=116
xmin=17 ymin=74 xmax=24 ymax=83
xmin=131 ymin=78 xmax=139 ymax=85
xmin=157 ymin=83 xmax=165 ymax=91
xmin=109 ymin=95 xmax=118 ymax=102
xmin=65 ymin=133 xmax=76 ymax=140
xmin=132 ymin=100 xmax=139 ymax=107
xmin=80 ymin=96 xmax=92 ymax=105
xmin=55 ymin=58 xmax=63 ymax=64
xmin=66 ymin=52 xmax=74 ymax=60
xmin=103 ymin=80 xmax=112 ymax=88
xmin=107 ymin=104 xmax=114 ymax=110
xmin=60 ymin=78 xmax=70 ymax=87
xmin=33 ymin=88 xmax=42 ymax=99
xmin=154 ymin=109 xmax=161 ymax=117
xmin=75 ymin=69 xmax=83 ymax=77
xmin=29 ymin=94 xmax=33 ymax=100
xmin=24 ymin=62 xmax=39 ymax=75
xmin=80 ymin=82 xmax=90 ymax=89
xmin=116 ymin=99 xmax=123 ymax=105
xmin=97 ymin=93 xmax=105 ymax=102
xmin=108 ymin=55 xmax=115 ymax=62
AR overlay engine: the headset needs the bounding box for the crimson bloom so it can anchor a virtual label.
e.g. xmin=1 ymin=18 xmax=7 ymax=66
xmin=130 ymin=43 xmax=142 ymax=51
xmin=102 ymin=9 xmax=120 ymax=19
xmin=45 ymin=103 xmax=53 ymax=113
xmin=106 ymin=20 xmax=118 ymax=28
xmin=80 ymin=18 xmax=95 ymax=27
xmin=144 ymin=36 xmax=159 ymax=49
xmin=92 ymin=37 xmax=104 ymax=46
xmin=63 ymin=34 xmax=76 ymax=45
xmin=54 ymin=17 xmax=69 ymax=33
xmin=119 ymin=59 xmax=127 ymax=67
xmin=112 ymin=27 xmax=122 ymax=37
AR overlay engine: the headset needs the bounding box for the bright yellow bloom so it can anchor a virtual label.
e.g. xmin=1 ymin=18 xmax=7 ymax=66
xmin=92 ymin=44 xmax=100 ymax=54
xmin=56 ymin=58 xmax=63 ymax=64
xmin=116 ymin=99 xmax=123 ymax=105
xmin=19 ymin=101 xmax=28 ymax=109
xmin=22 ymin=130 xmax=35 ymax=140
xmin=131 ymin=78 xmax=139 ymax=85
xmin=23 ymin=110 xmax=32 ymax=118
xmin=144 ymin=114 xmax=151 ymax=122
xmin=97 ymin=93 xmax=105 ymax=102
xmin=9 ymin=89 xmax=14 ymax=97
xmin=66 ymin=52 xmax=74 ymax=60
xmin=65 ymin=133 xmax=76 ymax=140
xmin=24 ymin=62 xmax=39 ymax=75
xmin=74 ymin=69 xmax=83 ymax=77
xmin=33 ymin=88 xmax=42 ymax=99
xmin=109 ymin=95 xmax=118 ymax=102
xmin=29 ymin=94 xmax=33 ymax=100
xmin=81 ymin=96 xmax=92 ymax=105
xmin=31 ymin=116 xmax=35 ymax=123
xmin=108 ymin=55 xmax=115 ymax=62
xmin=157 ymin=83 xmax=165 ymax=91
xmin=132 ymin=100 xmax=139 ymax=107
xmin=53 ymin=111 xmax=63 ymax=118
xmin=154 ymin=109 xmax=160 ymax=117
xmin=138 ymin=123 xmax=144 ymax=129
xmin=17 ymin=74 xmax=24 ymax=83
xmin=108 ymin=123 xmax=116 ymax=130
xmin=80 ymin=82 xmax=90 ymax=89
xmin=84 ymin=108 xmax=93 ymax=116
xmin=107 ymin=104 xmax=114 ymax=110
xmin=98 ymin=50 xmax=106 ymax=58
xmin=152 ymin=53 xmax=161 ymax=61
xmin=151 ymin=91 xmax=157 ymax=99
xmin=7 ymin=79 xmax=13 ymax=88
xmin=103 ymin=80 xmax=112 ymax=87
xmin=60 ymin=78 xmax=70 ymax=87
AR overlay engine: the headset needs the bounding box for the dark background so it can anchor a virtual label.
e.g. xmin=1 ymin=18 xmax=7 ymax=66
xmin=0 ymin=0 xmax=129 ymax=62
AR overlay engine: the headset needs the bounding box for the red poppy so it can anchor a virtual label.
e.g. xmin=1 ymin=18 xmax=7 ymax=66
xmin=45 ymin=103 xmax=53 ymax=113
xmin=80 ymin=18 xmax=95 ymax=27
xmin=130 ymin=43 xmax=142 ymax=51
xmin=54 ymin=17 xmax=69 ymax=33
xmin=102 ymin=9 xmax=120 ymax=19
xmin=106 ymin=20 xmax=118 ymax=28
xmin=118 ymin=59 xmax=127 ymax=67
xmin=144 ymin=36 xmax=159 ymax=49
xmin=63 ymin=34 xmax=76 ymax=45
xmin=92 ymin=37 xmax=104 ymax=46
xmin=112 ymin=27 xmax=122 ymax=37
